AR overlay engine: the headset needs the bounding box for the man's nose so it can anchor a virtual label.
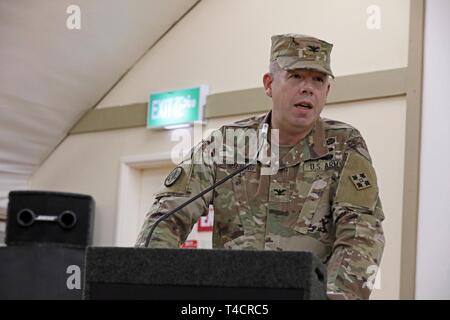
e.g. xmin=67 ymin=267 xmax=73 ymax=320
xmin=300 ymin=83 xmax=314 ymax=96
xmin=298 ymin=78 xmax=314 ymax=95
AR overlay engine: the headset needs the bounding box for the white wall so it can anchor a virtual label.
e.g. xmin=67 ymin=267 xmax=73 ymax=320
xmin=96 ymin=0 xmax=409 ymax=108
xmin=415 ymin=0 xmax=450 ymax=300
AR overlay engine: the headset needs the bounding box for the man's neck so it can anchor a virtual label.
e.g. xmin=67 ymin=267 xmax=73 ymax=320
xmin=271 ymin=122 xmax=314 ymax=146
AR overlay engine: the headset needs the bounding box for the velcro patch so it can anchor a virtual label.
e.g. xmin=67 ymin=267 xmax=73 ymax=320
xmin=350 ymin=173 xmax=372 ymax=190
xmin=164 ymin=166 xmax=183 ymax=187
xmin=217 ymin=163 xmax=257 ymax=173
xmin=335 ymin=152 xmax=378 ymax=210
xmin=269 ymin=181 xmax=290 ymax=203
xmin=156 ymin=164 xmax=193 ymax=197
xmin=303 ymin=159 xmax=341 ymax=172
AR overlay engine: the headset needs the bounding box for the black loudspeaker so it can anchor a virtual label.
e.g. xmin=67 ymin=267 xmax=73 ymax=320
xmin=5 ymin=190 xmax=95 ymax=247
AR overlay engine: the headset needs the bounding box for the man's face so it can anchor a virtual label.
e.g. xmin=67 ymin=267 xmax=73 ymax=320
xmin=263 ymin=68 xmax=330 ymax=133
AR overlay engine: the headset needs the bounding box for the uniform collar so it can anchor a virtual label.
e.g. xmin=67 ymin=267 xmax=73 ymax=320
xmin=260 ymin=111 xmax=329 ymax=168
xmin=302 ymin=117 xmax=329 ymax=161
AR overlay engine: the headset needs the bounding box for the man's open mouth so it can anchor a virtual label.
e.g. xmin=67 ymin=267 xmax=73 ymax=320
xmin=294 ymin=102 xmax=313 ymax=110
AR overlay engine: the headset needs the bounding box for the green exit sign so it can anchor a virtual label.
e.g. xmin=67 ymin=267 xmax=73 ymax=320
xmin=147 ymin=85 xmax=208 ymax=129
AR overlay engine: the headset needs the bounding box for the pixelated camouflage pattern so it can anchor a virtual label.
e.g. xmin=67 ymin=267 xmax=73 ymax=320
xmin=271 ymin=33 xmax=334 ymax=78
xmin=135 ymin=112 xmax=385 ymax=300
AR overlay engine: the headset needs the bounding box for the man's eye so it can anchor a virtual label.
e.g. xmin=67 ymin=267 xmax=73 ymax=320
xmin=315 ymin=77 xmax=324 ymax=82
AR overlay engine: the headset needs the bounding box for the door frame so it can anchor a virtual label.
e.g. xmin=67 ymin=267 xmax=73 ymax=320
xmin=114 ymin=152 xmax=172 ymax=246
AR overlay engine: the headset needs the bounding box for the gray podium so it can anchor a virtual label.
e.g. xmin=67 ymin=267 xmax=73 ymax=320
xmin=84 ymin=247 xmax=327 ymax=300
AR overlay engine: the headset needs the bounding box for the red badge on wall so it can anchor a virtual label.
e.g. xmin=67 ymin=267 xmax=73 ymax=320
xmin=181 ymin=240 xmax=198 ymax=249
xmin=197 ymin=205 xmax=214 ymax=232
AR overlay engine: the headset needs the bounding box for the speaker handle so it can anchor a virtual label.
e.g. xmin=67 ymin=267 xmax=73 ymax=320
xmin=16 ymin=209 xmax=77 ymax=229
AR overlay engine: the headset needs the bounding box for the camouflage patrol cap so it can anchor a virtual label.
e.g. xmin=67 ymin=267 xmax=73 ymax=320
xmin=270 ymin=33 xmax=334 ymax=78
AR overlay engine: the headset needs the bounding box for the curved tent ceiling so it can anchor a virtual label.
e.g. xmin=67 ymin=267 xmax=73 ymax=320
xmin=0 ymin=0 xmax=198 ymax=211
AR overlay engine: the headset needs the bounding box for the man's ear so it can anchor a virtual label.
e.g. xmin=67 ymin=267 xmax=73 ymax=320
xmin=263 ymin=73 xmax=273 ymax=98
xmin=326 ymin=82 xmax=331 ymax=97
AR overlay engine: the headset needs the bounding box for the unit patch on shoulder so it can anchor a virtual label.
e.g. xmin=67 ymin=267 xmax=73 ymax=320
xmin=164 ymin=166 xmax=183 ymax=187
xmin=350 ymin=172 xmax=372 ymax=190
xmin=334 ymin=152 xmax=378 ymax=210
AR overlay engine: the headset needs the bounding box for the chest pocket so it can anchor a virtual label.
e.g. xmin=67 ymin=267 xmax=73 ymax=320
xmin=227 ymin=165 xmax=262 ymax=204
xmin=291 ymin=169 xmax=332 ymax=235
xmin=214 ymin=164 xmax=256 ymax=209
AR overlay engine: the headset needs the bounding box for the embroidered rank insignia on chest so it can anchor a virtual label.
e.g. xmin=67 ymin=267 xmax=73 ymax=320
xmin=326 ymin=137 xmax=336 ymax=145
xmin=326 ymin=137 xmax=337 ymax=153
xmin=269 ymin=181 xmax=290 ymax=203
xmin=350 ymin=172 xmax=372 ymax=190
xmin=164 ymin=166 xmax=183 ymax=187
xmin=274 ymin=188 xmax=287 ymax=196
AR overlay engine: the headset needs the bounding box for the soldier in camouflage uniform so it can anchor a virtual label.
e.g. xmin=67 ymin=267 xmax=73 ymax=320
xmin=136 ymin=34 xmax=385 ymax=300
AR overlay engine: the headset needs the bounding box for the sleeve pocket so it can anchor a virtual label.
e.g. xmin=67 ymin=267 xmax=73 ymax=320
xmin=293 ymin=173 xmax=331 ymax=234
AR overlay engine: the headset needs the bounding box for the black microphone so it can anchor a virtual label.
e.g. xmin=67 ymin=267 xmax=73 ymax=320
xmin=144 ymin=124 xmax=269 ymax=247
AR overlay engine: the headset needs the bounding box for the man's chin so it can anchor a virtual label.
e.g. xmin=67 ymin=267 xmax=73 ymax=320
xmin=291 ymin=118 xmax=314 ymax=130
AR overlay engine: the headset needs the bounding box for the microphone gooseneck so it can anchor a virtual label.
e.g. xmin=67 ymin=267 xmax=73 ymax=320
xmin=144 ymin=124 xmax=269 ymax=247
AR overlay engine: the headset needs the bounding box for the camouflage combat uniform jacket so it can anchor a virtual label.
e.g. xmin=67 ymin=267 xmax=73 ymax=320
xmin=136 ymin=112 xmax=385 ymax=300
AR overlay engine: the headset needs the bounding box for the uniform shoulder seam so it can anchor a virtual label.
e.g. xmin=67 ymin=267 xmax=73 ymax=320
xmin=221 ymin=114 xmax=264 ymax=129
xmin=321 ymin=117 xmax=357 ymax=131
